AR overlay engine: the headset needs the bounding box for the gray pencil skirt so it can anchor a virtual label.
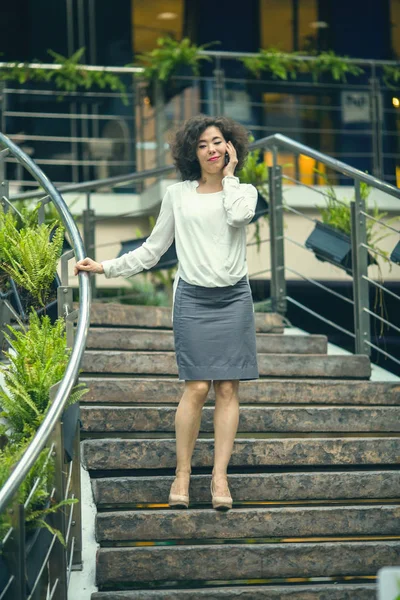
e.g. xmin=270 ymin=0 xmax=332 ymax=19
xmin=173 ymin=276 xmax=259 ymax=381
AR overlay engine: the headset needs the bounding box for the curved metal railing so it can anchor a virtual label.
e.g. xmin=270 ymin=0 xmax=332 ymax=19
xmin=0 ymin=133 xmax=90 ymax=510
xmin=0 ymin=132 xmax=91 ymax=599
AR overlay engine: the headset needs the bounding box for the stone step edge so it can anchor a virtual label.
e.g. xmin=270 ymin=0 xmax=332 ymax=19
xmin=95 ymin=505 xmax=400 ymax=542
xmin=91 ymin=583 xmax=375 ymax=599
xmin=86 ymin=327 xmax=326 ymax=339
xmin=91 ymin=470 xmax=400 ymax=506
xmin=79 ymin=377 xmax=400 ymax=406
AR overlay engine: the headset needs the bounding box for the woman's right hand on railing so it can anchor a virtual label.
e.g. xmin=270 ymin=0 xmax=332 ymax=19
xmin=74 ymin=257 xmax=104 ymax=276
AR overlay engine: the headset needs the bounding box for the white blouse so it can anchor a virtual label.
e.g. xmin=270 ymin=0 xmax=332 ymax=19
xmin=101 ymin=175 xmax=258 ymax=290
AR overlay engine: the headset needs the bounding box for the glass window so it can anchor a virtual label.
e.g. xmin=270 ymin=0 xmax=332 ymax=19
xmin=132 ymin=0 xmax=184 ymax=53
xmin=391 ymin=0 xmax=400 ymax=56
xmin=259 ymin=0 xmax=318 ymax=51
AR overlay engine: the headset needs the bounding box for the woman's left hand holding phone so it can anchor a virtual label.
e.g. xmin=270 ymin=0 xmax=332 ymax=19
xmin=222 ymin=141 xmax=238 ymax=178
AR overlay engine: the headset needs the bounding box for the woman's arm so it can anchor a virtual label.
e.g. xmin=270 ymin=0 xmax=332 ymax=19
xmin=101 ymin=188 xmax=175 ymax=278
xmin=74 ymin=188 xmax=175 ymax=278
xmin=222 ymin=176 xmax=257 ymax=227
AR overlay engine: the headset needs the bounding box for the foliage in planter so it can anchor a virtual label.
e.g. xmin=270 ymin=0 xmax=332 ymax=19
xmin=237 ymin=142 xmax=269 ymax=250
xmin=133 ymin=36 xmax=215 ymax=88
xmin=382 ymin=65 xmax=400 ymax=89
xmin=0 ymin=205 xmax=65 ymax=307
xmin=119 ymin=277 xmax=170 ymax=307
xmin=241 ymin=48 xmax=364 ymax=82
xmin=0 ymin=433 xmax=78 ymax=546
xmin=0 ymin=310 xmax=87 ymax=440
xmin=316 ymin=175 xmax=393 ymax=264
xmin=0 ymin=48 xmax=128 ymax=105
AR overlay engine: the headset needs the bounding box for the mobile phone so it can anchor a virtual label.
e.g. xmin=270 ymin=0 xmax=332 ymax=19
xmin=225 ymin=152 xmax=230 ymax=165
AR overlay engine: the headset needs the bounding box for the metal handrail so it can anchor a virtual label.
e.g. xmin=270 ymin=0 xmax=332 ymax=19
xmin=1 ymin=50 xmax=400 ymax=72
xmin=10 ymin=133 xmax=400 ymax=202
xmin=0 ymin=132 xmax=91 ymax=512
xmin=253 ymin=135 xmax=400 ymax=199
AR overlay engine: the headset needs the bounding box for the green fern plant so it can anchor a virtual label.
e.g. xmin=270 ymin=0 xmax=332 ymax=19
xmin=0 ymin=211 xmax=65 ymax=307
xmin=316 ymin=172 xmax=393 ymax=261
xmin=0 ymin=433 xmax=78 ymax=545
xmin=310 ymin=51 xmax=364 ymax=82
xmin=241 ymin=48 xmax=302 ymax=80
xmin=0 ymin=310 xmax=87 ymax=438
xmin=0 ymin=48 xmax=128 ymax=105
xmin=241 ymin=48 xmax=364 ymax=83
xmin=134 ymin=36 xmax=214 ymax=83
xmin=237 ymin=141 xmax=269 ymax=250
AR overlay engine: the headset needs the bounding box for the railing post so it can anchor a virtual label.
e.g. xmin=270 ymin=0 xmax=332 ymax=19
xmin=82 ymin=192 xmax=96 ymax=299
xmin=351 ymin=180 xmax=371 ymax=356
xmin=154 ymin=79 xmax=166 ymax=167
xmin=0 ymin=299 xmax=11 ymax=351
xmin=213 ymin=56 xmax=225 ymax=115
xmin=0 ymin=148 xmax=9 ymax=200
xmin=268 ymin=149 xmax=286 ymax=315
xmin=3 ymin=502 xmax=26 ymax=600
xmin=369 ymin=70 xmax=383 ymax=180
xmin=48 ymin=418 xmax=68 ymax=600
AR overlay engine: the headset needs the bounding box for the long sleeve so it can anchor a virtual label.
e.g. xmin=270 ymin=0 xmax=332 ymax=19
xmin=101 ymin=188 xmax=175 ymax=278
xmin=222 ymin=176 xmax=257 ymax=227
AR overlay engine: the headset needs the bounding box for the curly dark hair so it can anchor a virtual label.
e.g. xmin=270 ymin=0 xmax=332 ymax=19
xmin=170 ymin=115 xmax=250 ymax=181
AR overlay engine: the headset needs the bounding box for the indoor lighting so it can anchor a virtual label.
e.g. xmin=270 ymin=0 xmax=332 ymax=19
xmin=157 ymin=12 xmax=178 ymax=20
xmin=309 ymin=21 xmax=329 ymax=29
xmin=392 ymin=97 xmax=400 ymax=108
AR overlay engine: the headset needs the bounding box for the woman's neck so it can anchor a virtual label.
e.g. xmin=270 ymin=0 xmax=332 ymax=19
xmin=197 ymin=171 xmax=223 ymax=192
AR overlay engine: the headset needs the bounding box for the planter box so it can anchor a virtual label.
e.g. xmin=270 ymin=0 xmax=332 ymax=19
xmin=26 ymin=525 xmax=53 ymax=596
xmin=148 ymin=66 xmax=194 ymax=106
xmin=118 ymin=239 xmax=178 ymax=271
xmin=305 ymin=221 xmax=376 ymax=275
xmin=0 ymin=556 xmax=11 ymax=596
xmin=250 ymin=191 xmax=269 ymax=223
xmin=62 ymin=402 xmax=80 ymax=462
xmin=390 ymin=240 xmax=400 ymax=264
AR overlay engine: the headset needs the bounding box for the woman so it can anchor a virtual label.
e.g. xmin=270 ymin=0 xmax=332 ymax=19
xmin=74 ymin=115 xmax=259 ymax=511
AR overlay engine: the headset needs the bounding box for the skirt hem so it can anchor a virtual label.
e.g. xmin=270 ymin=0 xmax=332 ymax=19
xmin=178 ymin=366 xmax=259 ymax=381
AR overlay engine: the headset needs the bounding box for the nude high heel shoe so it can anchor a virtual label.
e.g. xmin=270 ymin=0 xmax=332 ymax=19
xmin=210 ymin=476 xmax=232 ymax=511
xmin=168 ymin=473 xmax=190 ymax=509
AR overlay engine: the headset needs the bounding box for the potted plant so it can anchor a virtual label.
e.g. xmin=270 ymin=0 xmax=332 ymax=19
xmin=0 ymin=205 xmax=65 ymax=323
xmin=0 ymin=310 xmax=87 ymax=452
xmin=237 ymin=142 xmax=269 ymax=249
xmin=134 ymin=36 xmax=215 ymax=105
xmin=390 ymin=241 xmax=400 ymax=264
xmin=305 ymin=177 xmax=392 ymax=275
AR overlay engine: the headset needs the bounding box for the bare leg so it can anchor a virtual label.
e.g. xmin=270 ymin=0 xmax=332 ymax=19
xmin=212 ymin=380 xmax=240 ymax=497
xmin=170 ymin=380 xmax=211 ymax=498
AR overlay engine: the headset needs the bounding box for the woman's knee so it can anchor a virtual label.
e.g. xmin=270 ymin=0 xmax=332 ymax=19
xmin=214 ymin=380 xmax=239 ymax=401
xmin=185 ymin=380 xmax=211 ymax=401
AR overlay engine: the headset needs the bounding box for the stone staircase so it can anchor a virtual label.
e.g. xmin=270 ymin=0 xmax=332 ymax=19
xmin=80 ymin=302 xmax=400 ymax=599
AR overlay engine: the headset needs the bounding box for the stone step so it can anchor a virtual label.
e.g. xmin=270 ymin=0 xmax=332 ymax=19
xmin=81 ymin=351 xmax=371 ymax=379
xmin=92 ymin=471 xmax=400 ymax=506
xmin=91 ymin=583 xmax=375 ymax=600
xmin=81 ymin=377 xmax=400 ymax=405
xmin=96 ymin=504 xmax=400 ymax=543
xmin=85 ymin=328 xmax=328 ymax=354
xmin=96 ymin=541 xmax=400 ymax=586
xmin=86 ymin=303 xmax=284 ymax=333
xmin=81 ymin=405 xmax=400 ymax=434
xmin=83 ymin=437 xmax=399 ymax=471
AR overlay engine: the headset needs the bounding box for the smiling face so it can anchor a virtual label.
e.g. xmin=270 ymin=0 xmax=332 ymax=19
xmin=196 ymin=126 xmax=227 ymax=177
